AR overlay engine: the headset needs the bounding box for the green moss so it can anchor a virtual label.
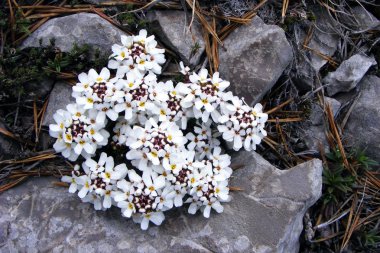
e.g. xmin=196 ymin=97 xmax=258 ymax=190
xmin=0 ymin=41 xmax=108 ymax=98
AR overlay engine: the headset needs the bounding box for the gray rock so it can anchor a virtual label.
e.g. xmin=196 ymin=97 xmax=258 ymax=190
xmin=307 ymin=7 xmax=340 ymax=72
xmin=302 ymin=97 xmax=341 ymax=153
xmin=344 ymin=75 xmax=380 ymax=161
xmin=218 ymin=16 xmax=293 ymax=105
xmin=348 ymin=6 xmax=380 ymax=31
xmin=309 ymin=97 xmax=341 ymax=125
xmin=293 ymin=7 xmax=339 ymax=90
xmin=0 ymin=120 xmax=21 ymax=159
xmin=147 ymin=10 xmax=205 ymax=66
xmin=0 ymin=151 xmax=322 ymax=253
xmin=324 ymin=54 xmax=376 ymax=96
xmin=24 ymin=78 xmax=54 ymax=100
xmin=42 ymin=81 xmax=75 ymax=126
xmin=21 ymin=13 xmax=127 ymax=56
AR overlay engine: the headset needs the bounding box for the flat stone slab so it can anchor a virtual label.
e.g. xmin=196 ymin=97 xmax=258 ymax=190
xmin=147 ymin=10 xmax=205 ymax=66
xmin=0 ymin=151 xmax=322 ymax=253
xmin=42 ymin=81 xmax=75 ymax=126
xmin=218 ymin=16 xmax=293 ymax=105
xmin=324 ymin=54 xmax=376 ymax=96
xmin=301 ymin=97 xmax=341 ymax=153
xmin=344 ymin=75 xmax=380 ymax=162
xmin=21 ymin=13 xmax=128 ymax=56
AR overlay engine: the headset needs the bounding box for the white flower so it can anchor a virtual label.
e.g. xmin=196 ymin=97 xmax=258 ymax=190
xmin=186 ymin=196 xmax=201 ymax=214
xmin=61 ymin=165 xmax=81 ymax=193
xmin=194 ymin=94 xmax=216 ymax=113
xmin=50 ymin=29 xmax=269 ymax=230
xmin=82 ymin=192 xmax=103 ymax=210
xmin=49 ymin=109 xmax=72 ymax=138
xmin=118 ymin=200 xmax=136 ymax=218
xmin=89 ymin=68 xmax=110 ymax=83
xmin=142 ymin=173 xmax=165 ymax=197
xmin=214 ymin=180 xmax=230 ymax=201
xmin=186 ymin=132 xmax=206 ymax=151
xmin=210 ymin=72 xmax=230 ymax=91
xmin=138 ymin=211 xmax=165 ymax=230
xmin=114 ymin=93 xmax=134 ymax=120
xmin=72 ymin=72 xmax=93 ymax=93
xmin=173 ymin=185 xmax=187 ymax=207
xmin=114 ymin=179 xmax=134 ymax=202
xmin=154 ymin=186 xmax=175 ymax=210
xmin=189 ymin=68 xmax=209 ymax=84
xmin=77 ymin=175 xmax=92 ymax=199
xmin=179 ymin=61 xmax=190 ymax=75
xmin=202 ymin=200 xmax=224 ymax=218
xmin=111 ymin=44 xmax=129 ymax=61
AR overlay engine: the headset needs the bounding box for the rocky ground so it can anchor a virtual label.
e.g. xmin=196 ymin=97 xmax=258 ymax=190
xmin=0 ymin=0 xmax=379 ymax=252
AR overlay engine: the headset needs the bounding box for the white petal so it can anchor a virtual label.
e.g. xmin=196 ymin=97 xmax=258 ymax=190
xmin=154 ymin=175 xmax=165 ymax=189
xmin=74 ymin=143 xmax=83 ymax=155
xmin=203 ymin=205 xmax=211 ymax=218
xmin=212 ymin=202 xmax=224 ymax=213
xmin=150 ymin=212 xmax=165 ymax=225
xmin=68 ymin=183 xmax=77 ymax=193
xmin=106 ymin=109 xmax=119 ymax=121
xmin=141 ymin=217 xmax=149 ymax=230
xmin=188 ymin=203 xmax=198 ymax=214
xmin=85 ymin=158 xmax=98 ymax=169
xmin=233 ymin=135 xmax=243 ymax=151
xmin=174 ymin=195 xmax=183 ymax=207
xmin=100 ymin=67 xmax=110 ymax=81
xmin=78 ymin=187 xmax=88 ymax=198
xmin=103 ymin=195 xmax=112 ymax=208
xmin=123 ymin=208 xmax=133 ymax=218
xmin=114 ymin=193 xmax=127 ymax=202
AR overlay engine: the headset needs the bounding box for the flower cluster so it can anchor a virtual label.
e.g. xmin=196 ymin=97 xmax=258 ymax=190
xmin=50 ymin=30 xmax=268 ymax=230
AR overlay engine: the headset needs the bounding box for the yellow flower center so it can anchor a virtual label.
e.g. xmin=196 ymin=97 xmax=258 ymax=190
xmin=96 ymin=77 xmax=103 ymax=82
xmin=87 ymin=98 xmax=94 ymax=103
xmin=121 ymin=51 xmax=126 ymax=58
xmin=65 ymin=134 xmax=72 ymax=141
